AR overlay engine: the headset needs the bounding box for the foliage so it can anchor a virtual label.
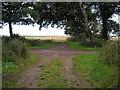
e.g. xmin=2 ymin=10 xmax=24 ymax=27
xmin=73 ymin=54 xmax=118 ymax=88
xmin=2 ymin=2 xmax=39 ymax=38
xmin=107 ymin=20 xmax=119 ymax=33
xmin=34 ymin=2 xmax=96 ymax=41
xmin=2 ymin=36 xmax=11 ymax=43
xmin=98 ymin=2 xmax=119 ymax=40
xmin=34 ymin=2 xmax=119 ymax=41
xmin=2 ymin=34 xmax=26 ymax=43
xmin=2 ymin=39 xmax=29 ymax=63
xmin=2 ymin=35 xmax=56 ymax=49
xmin=29 ymin=42 xmax=55 ymax=49
xmin=99 ymin=40 xmax=119 ymax=66
xmin=66 ymin=38 xmax=101 ymax=51
xmin=79 ymin=38 xmax=105 ymax=47
xmin=26 ymin=39 xmax=41 ymax=46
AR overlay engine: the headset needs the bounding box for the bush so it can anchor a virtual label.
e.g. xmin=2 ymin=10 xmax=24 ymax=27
xmin=2 ymin=36 xmax=11 ymax=43
xmin=79 ymin=38 xmax=104 ymax=47
xmin=41 ymin=40 xmax=53 ymax=44
xmin=25 ymin=39 xmax=41 ymax=46
xmin=99 ymin=40 xmax=119 ymax=66
xmin=12 ymin=34 xmax=26 ymax=42
xmin=2 ymin=34 xmax=26 ymax=43
xmin=66 ymin=37 xmax=73 ymax=42
xmin=98 ymin=40 xmax=119 ymax=87
xmin=25 ymin=39 xmax=53 ymax=47
xmin=2 ymin=39 xmax=29 ymax=63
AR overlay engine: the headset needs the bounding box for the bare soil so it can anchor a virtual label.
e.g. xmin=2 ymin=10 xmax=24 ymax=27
xmin=16 ymin=42 xmax=96 ymax=88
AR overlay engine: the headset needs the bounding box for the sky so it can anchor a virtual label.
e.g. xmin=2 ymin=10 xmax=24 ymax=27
xmin=0 ymin=24 xmax=67 ymax=36
xmin=0 ymin=14 xmax=119 ymax=36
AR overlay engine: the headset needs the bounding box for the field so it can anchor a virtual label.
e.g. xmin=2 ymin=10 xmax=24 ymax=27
xmin=25 ymin=36 xmax=71 ymax=41
xmin=110 ymin=37 xmax=120 ymax=41
xmin=25 ymin=36 xmax=119 ymax=41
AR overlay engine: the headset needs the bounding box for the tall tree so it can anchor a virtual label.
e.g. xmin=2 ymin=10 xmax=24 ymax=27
xmin=99 ymin=2 xmax=119 ymax=40
xmin=107 ymin=20 xmax=119 ymax=33
xmin=2 ymin=2 xmax=39 ymax=38
xmin=34 ymin=2 xmax=95 ymax=42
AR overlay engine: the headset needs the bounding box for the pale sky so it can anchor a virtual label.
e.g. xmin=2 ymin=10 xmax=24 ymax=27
xmin=0 ymin=14 xmax=118 ymax=36
xmin=0 ymin=24 xmax=67 ymax=36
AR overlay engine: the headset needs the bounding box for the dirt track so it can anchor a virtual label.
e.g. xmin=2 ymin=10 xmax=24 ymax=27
xmin=17 ymin=42 xmax=96 ymax=88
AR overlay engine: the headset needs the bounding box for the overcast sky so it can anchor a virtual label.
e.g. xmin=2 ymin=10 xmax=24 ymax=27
xmin=0 ymin=24 xmax=67 ymax=36
xmin=0 ymin=14 xmax=118 ymax=36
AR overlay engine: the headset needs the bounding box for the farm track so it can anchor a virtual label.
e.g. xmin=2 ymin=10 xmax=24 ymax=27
xmin=17 ymin=42 xmax=96 ymax=88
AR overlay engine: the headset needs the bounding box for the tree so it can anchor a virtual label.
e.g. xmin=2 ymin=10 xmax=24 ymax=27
xmin=34 ymin=2 xmax=96 ymax=42
xmin=107 ymin=20 xmax=119 ymax=33
xmin=99 ymin=2 xmax=119 ymax=40
xmin=2 ymin=2 xmax=39 ymax=38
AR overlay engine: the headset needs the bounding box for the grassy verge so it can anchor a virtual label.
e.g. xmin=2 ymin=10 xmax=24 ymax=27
xmin=38 ymin=59 xmax=70 ymax=88
xmin=29 ymin=41 xmax=56 ymax=49
xmin=73 ymin=54 xmax=117 ymax=88
xmin=66 ymin=40 xmax=101 ymax=51
xmin=2 ymin=55 xmax=39 ymax=88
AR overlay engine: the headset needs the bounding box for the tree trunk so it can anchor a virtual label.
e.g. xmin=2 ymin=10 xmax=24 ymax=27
xmin=79 ymin=2 xmax=92 ymax=42
xmin=102 ymin=19 xmax=108 ymax=40
xmin=74 ymin=33 xmax=80 ymax=41
xmin=8 ymin=22 xmax=13 ymax=39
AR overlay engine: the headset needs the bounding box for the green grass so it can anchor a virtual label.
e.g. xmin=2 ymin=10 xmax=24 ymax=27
xmin=66 ymin=40 xmax=101 ymax=51
xmin=2 ymin=55 xmax=39 ymax=88
xmin=73 ymin=54 xmax=117 ymax=88
xmin=38 ymin=59 xmax=70 ymax=88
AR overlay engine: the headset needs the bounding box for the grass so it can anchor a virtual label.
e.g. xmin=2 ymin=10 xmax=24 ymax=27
xmin=2 ymin=55 xmax=39 ymax=88
xmin=38 ymin=59 xmax=70 ymax=88
xmin=73 ymin=54 xmax=118 ymax=88
xmin=66 ymin=40 xmax=101 ymax=51
xmin=29 ymin=41 xmax=56 ymax=49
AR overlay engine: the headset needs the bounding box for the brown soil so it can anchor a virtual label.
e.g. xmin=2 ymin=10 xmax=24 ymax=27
xmin=16 ymin=42 xmax=96 ymax=88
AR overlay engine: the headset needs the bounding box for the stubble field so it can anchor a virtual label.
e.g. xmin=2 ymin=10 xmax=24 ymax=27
xmin=25 ymin=36 xmax=71 ymax=41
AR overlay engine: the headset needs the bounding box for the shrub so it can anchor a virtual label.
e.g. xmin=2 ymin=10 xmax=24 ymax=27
xmin=2 ymin=36 xmax=11 ymax=43
xmin=66 ymin=37 xmax=73 ymax=42
xmin=2 ymin=34 xmax=26 ymax=43
xmin=79 ymin=38 xmax=104 ymax=47
xmin=98 ymin=40 xmax=119 ymax=87
xmin=41 ymin=40 xmax=53 ymax=44
xmin=99 ymin=40 xmax=119 ymax=66
xmin=12 ymin=34 xmax=26 ymax=42
xmin=26 ymin=39 xmax=41 ymax=46
xmin=2 ymin=39 xmax=29 ymax=63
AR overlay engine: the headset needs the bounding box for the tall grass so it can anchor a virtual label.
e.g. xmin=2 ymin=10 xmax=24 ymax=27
xmin=99 ymin=40 xmax=119 ymax=66
xmin=98 ymin=40 xmax=119 ymax=87
xmin=73 ymin=54 xmax=118 ymax=88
